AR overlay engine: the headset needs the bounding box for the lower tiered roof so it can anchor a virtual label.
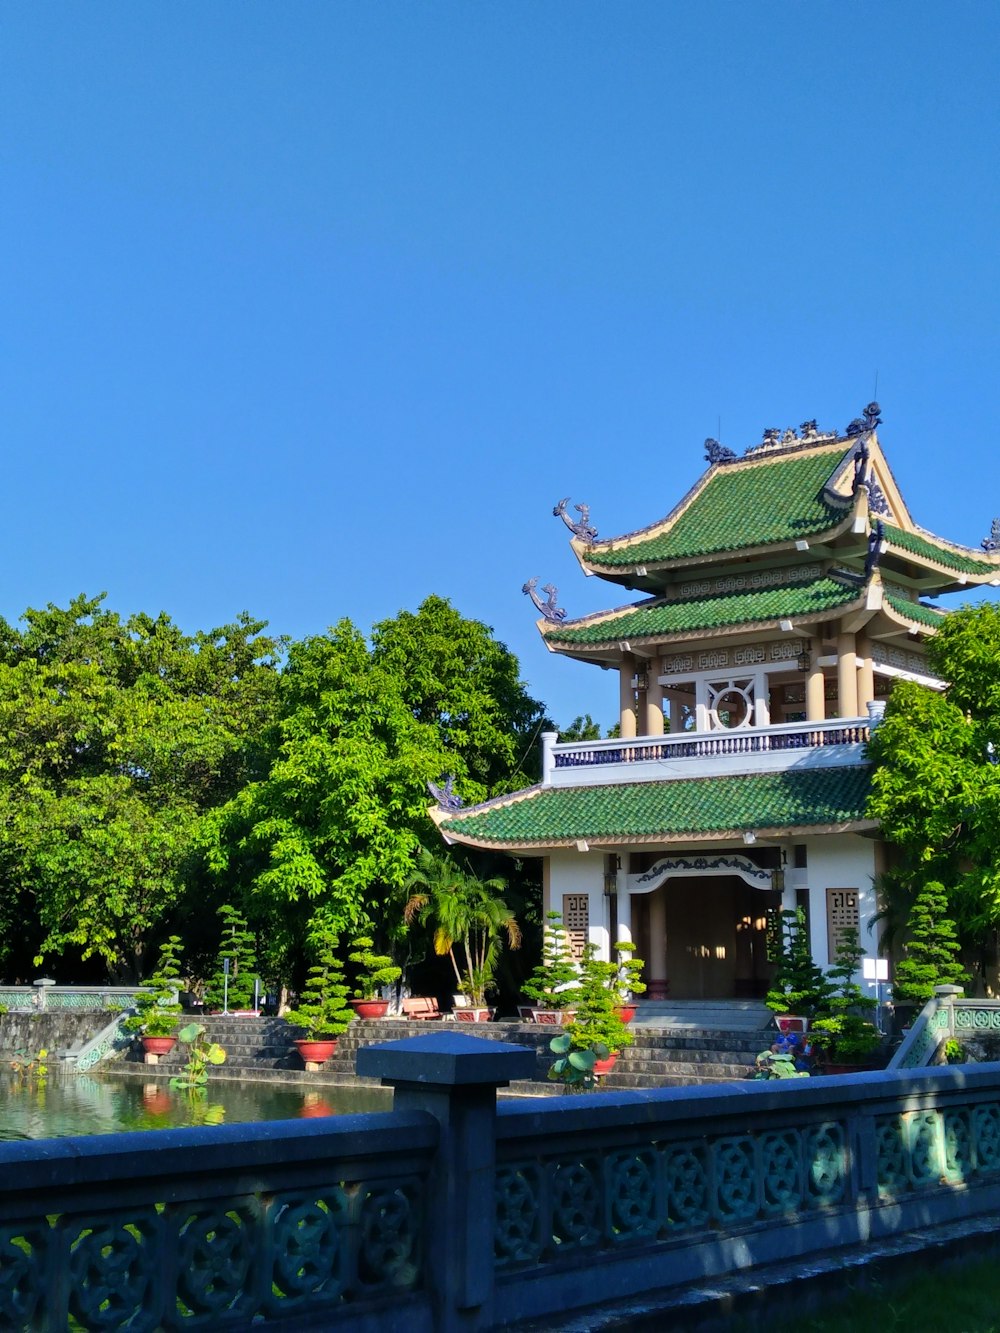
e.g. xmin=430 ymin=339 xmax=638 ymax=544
xmin=439 ymin=765 xmax=874 ymax=850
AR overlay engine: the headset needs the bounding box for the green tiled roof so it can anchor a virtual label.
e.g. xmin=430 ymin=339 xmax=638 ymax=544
xmin=885 ymin=591 xmax=946 ymax=628
xmin=586 ymin=446 xmax=850 ymax=568
xmin=441 ymin=766 xmax=873 ymax=846
xmin=882 ymin=524 xmax=995 ymax=576
xmin=543 ymin=576 xmax=860 ymax=647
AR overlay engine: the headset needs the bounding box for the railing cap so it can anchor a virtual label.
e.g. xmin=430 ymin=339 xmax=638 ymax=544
xmin=357 ymin=1032 xmax=536 ymax=1088
xmin=935 ymin=985 xmax=965 ymax=997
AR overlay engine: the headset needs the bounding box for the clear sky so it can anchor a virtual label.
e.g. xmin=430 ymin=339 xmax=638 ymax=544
xmin=2 ymin=4 xmax=998 ymax=730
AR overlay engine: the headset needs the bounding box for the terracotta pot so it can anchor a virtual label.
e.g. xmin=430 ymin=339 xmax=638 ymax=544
xmin=349 ymin=998 xmax=390 ymax=1020
xmin=616 ymin=1005 xmax=637 ymax=1024
xmin=299 ymin=1094 xmax=334 ymax=1118
xmin=453 ymin=1007 xmax=495 ymax=1023
xmin=593 ymin=1053 xmax=618 ymax=1076
xmin=294 ymin=1038 xmax=338 ymax=1065
xmin=140 ymin=1036 xmax=177 ymax=1056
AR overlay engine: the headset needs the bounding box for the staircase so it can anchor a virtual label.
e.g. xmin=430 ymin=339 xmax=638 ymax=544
xmin=117 ymin=1011 xmax=769 ymax=1091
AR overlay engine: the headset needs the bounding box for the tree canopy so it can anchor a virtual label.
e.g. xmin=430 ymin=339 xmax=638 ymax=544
xmin=868 ymin=602 xmax=1000 ymax=949
xmin=0 ymin=594 xmax=282 ymax=980
xmin=206 ymin=596 xmax=549 ymax=961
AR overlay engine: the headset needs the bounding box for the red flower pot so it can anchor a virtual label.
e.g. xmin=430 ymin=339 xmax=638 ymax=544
xmin=349 ymin=999 xmax=390 ymax=1020
xmin=616 ymin=1006 xmax=637 ymax=1024
xmin=593 ymin=1054 xmax=618 ymax=1076
xmin=140 ymin=1036 xmax=177 ymax=1057
xmin=294 ymin=1038 xmax=338 ymax=1066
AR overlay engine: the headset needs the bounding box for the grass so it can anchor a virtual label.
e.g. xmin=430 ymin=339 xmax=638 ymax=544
xmin=735 ymin=1250 xmax=1000 ymax=1333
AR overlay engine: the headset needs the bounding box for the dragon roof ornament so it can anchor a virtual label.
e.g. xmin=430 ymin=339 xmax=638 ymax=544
xmin=553 ymin=497 xmax=598 ymax=543
xmin=846 ymin=401 xmax=882 ymax=438
xmin=522 ymin=578 xmax=566 ymax=622
xmin=982 ymin=519 xmax=1000 ymax=553
xmin=428 ymin=775 xmax=463 ymax=812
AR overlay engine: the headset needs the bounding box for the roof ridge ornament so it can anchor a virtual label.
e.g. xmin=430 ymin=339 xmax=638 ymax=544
xmin=522 ymin=577 xmax=567 ymax=622
xmin=704 ymin=438 xmax=737 ymax=465
xmin=428 ymin=775 xmax=463 ymax=812
xmin=982 ymin=518 xmax=1000 ymax=553
xmin=846 ymin=401 xmax=882 ymax=437
xmin=742 ymin=419 xmax=836 ymax=457
xmin=553 ymin=497 xmax=598 ymax=543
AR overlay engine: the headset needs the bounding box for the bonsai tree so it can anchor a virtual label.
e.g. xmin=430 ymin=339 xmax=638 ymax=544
xmin=613 ymin=940 xmax=647 ymax=1006
xmin=892 ymin=880 xmax=967 ymax=1004
xmin=125 ymin=936 xmax=184 ymax=1039
xmin=404 ymin=849 xmax=521 ymax=1007
xmin=765 ymin=908 xmax=834 ymax=1023
xmin=549 ymin=944 xmax=634 ymax=1090
xmin=810 ymin=931 xmax=881 ymax=1062
xmin=348 ymin=935 xmax=402 ymax=999
xmin=206 ymin=905 xmax=259 ymax=1011
xmin=522 ymin=912 xmax=580 ymax=1011
xmin=284 ymin=921 xmax=352 ymax=1040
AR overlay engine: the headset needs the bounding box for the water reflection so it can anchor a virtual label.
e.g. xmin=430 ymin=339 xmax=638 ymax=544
xmin=0 ymin=1072 xmax=390 ymax=1139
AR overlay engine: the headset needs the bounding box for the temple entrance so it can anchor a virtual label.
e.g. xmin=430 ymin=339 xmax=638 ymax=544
xmin=632 ymin=876 xmax=780 ymax=1000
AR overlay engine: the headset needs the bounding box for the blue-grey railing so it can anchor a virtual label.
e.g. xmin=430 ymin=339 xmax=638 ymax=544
xmin=4 ymin=1033 xmax=1000 ymax=1331
xmin=888 ymin=988 xmax=1000 ymax=1070
xmin=0 ymin=985 xmax=146 ymax=1012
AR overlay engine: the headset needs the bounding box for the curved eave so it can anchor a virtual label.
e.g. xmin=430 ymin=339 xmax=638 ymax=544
xmin=880 ymin=525 xmax=1000 ymax=591
xmin=577 ymin=508 xmax=860 ymax=584
xmin=437 ymin=767 xmax=877 ymax=851
xmin=882 ymin=594 xmax=947 ymax=635
xmin=539 ymin=587 xmax=866 ymax=656
xmin=439 ymin=817 xmax=879 ymax=853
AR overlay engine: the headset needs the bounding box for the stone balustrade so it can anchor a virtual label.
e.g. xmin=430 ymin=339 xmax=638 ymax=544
xmin=543 ymin=717 xmax=872 ymax=786
xmin=3 ymin=1032 xmax=1000 ymax=1331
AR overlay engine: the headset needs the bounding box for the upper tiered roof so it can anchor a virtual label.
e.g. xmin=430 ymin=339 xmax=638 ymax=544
xmin=529 ymin=406 xmax=1000 ymax=661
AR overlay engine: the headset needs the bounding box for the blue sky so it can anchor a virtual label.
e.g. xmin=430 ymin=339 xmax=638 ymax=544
xmin=2 ymin=4 xmax=998 ymax=729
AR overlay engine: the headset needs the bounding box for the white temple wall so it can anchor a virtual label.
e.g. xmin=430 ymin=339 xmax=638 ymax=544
xmin=545 ymin=850 xmax=609 ymax=959
xmin=800 ymin=833 xmax=879 ymax=978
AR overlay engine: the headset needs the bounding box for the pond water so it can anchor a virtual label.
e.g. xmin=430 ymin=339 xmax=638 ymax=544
xmin=0 ymin=1072 xmax=391 ymax=1140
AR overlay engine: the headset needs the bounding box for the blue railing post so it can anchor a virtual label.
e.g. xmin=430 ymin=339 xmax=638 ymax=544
xmin=357 ymin=1031 xmax=536 ymax=1333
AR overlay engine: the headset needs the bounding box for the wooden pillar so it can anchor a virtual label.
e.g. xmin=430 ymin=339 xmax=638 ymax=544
xmin=644 ymin=673 xmax=665 ymax=736
xmin=619 ymin=653 xmax=637 ymax=739
xmin=647 ymin=889 xmax=668 ymax=1000
xmin=806 ymin=653 xmax=826 ymax=723
xmin=837 ymin=629 xmax=858 ymax=718
xmin=856 ymin=633 xmax=875 ymax=713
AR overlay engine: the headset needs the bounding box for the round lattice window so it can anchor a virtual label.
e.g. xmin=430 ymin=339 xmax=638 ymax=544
xmin=708 ymin=678 xmax=755 ymax=729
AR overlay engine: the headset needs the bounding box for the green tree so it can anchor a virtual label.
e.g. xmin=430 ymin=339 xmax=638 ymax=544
xmin=208 ymin=598 xmax=547 ymax=952
xmin=892 ymin=880 xmax=967 ymax=1004
xmin=868 ymin=604 xmax=1000 ymax=961
xmin=0 ymin=594 xmax=282 ymax=980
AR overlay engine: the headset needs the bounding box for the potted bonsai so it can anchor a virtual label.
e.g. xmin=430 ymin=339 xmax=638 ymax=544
xmin=890 ymin=880 xmax=967 ymax=1034
xmin=549 ymin=944 xmax=634 ymax=1085
xmin=284 ymin=921 xmax=352 ymax=1068
xmin=765 ymin=907 xmax=833 ymax=1032
xmin=810 ymin=932 xmax=883 ymax=1074
xmin=205 ymin=905 xmax=259 ymax=1013
xmin=125 ymin=936 xmax=185 ymax=1058
xmin=521 ymin=912 xmax=580 ymax=1023
xmin=612 ymin=940 xmax=647 ymax=1023
xmin=347 ymin=935 xmax=402 ymax=1019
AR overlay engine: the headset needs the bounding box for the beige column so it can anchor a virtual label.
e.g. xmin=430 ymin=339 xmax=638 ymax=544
xmin=836 ymin=629 xmax=859 ymax=718
xmin=647 ymin=888 xmax=668 ymax=1000
xmin=668 ymin=691 xmax=688 ymax=733
xmin=619 ymin=653 xmax=637 ymax=738
xmin=856 ymin=633 xmax=875 ymax=713
xmin=806 ymin=652 xmax=826 ymax=723
xmin=644 ymin=672 xmax=665 ymax=736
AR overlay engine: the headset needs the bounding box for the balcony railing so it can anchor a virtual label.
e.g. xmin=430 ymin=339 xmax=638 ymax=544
xmin=543 ymin=717 xmax=871 ymax=786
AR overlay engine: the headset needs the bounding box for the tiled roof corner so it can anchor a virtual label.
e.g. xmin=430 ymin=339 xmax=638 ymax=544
xmin=440 ymin=766 xmax=874 ymax=847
